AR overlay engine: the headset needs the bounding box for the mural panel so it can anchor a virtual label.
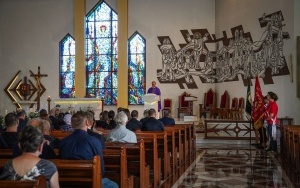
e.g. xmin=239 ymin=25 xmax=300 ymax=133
xmin=157 ymin=11 xmax=290 ymax=88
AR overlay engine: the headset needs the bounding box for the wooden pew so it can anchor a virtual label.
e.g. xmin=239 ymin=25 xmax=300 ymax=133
xmin=50 ymin=130 xmax=72 ymax=140
xmin=0 ymin=175 xmax=47 ymax=188
xmin=132 ymin=133 xmax=161 ymax=188
xmin=136 ymin=132 xmax=170 ymax=180
xmin=103 ymin=147 xmax=134 ymax=188
xmin=163 ymin=128 xmax=177 ymax=176
xmin=0 ymin=156 xmax=101 ymax=188
xmin=0 ymin=148 xmax=13 ymax=159
xmin=50 ymin=155 xmax=102 ymax=188
xmin=106 ymin=140 xmax=151 ymax=188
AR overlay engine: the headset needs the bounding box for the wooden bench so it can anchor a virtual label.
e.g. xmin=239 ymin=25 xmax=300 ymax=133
xmin=131 ymin=133 xmax=161 ymax=188
xmin=103 ymin=147 xmax=134 ymax=188
xmin=106 ymin=140 xmax=151 ymax=188
xmin=0 ymin=148 xmax=13 ymax=159
xmin=50 ymin=155 xmax=102 ymax=188
xmin=0 ymin=156 xmax=102 ymax=188
xmin=0 ymin=175 xmax=47 ymax=188
xmin=50 ymin=130 xmax=72 ymax=140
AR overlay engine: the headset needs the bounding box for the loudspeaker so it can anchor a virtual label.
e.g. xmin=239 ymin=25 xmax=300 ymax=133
xmin=297 ymin=36 xmax=300 ymax=98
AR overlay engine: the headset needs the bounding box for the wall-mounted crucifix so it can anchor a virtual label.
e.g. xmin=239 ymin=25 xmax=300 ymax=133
xmin=30 ymin=66 xmax=48 ymax=110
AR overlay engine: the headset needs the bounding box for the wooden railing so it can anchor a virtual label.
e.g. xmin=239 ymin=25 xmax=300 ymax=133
xmin=204 ymin=119 xmax=253 ymax=140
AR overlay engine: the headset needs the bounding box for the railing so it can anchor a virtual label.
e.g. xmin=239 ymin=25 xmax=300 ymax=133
xmin=204 ymin=119 xmax=253 ymax=140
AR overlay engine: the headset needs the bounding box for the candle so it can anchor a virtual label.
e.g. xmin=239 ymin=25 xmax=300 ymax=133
xmin=47 ymin=96 xmax=51 ymax=100
xmin=5 ymin=110 xmax=7 ymax=115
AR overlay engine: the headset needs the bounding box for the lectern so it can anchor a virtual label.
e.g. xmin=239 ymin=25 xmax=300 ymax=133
xmin=144 ymin=94 xmax=159 ymax=118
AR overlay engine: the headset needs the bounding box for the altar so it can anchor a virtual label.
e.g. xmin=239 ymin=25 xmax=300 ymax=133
xmin=54 ymin=98 xmax=103 ymax=120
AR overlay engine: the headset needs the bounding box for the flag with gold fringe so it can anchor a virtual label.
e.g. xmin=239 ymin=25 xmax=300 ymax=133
xmin=252 ymin=76 xmax=265 ymax=130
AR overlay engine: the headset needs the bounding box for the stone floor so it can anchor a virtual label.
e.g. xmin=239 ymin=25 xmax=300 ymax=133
xmin=171 ymin=143 xmax=299 ymax=188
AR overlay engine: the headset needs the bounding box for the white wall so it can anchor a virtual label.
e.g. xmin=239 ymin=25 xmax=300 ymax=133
xmin=128 ymin=0 xmax=216 ymax=117
xmin=215 ymin=0 xmax=299 ymax=123
xmin=0 ymin=0 xmax=298 ymax=123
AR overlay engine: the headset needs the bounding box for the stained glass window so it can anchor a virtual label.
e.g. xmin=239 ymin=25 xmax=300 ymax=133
xmin=59 ymin=34 xmax=75 ymax=98
xmin=128 ymin=31 xmax=146 ymax=105
xmin=86 ymin=1 xmax=118 ymax=105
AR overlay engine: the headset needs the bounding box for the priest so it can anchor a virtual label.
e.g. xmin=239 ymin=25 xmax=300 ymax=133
xmin=147 ymin=81 xmax=161 ymax=112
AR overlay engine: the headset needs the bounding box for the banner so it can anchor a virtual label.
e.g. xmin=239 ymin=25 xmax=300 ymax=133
xmin=252 ymin=76 xmax=265 ymax=130
xmin=245 ymin=79 xmax=252 ymax=120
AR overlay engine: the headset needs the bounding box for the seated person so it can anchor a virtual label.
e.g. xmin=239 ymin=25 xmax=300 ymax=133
xmin=12 ymin=118 xmax=57 ymax=159
xmin=0 ymin=112 xmax=19 ymax=149
xmin=159 ymin=110 xmax=175 ymax=126
xmin=59 ymin=111 xmax=118 ymax=188
xmin=95 ymin=110 xmax=109 ymax=130
xmin=107 ymin=110 xmax=117 ymax=130
xmin=39 ymin=109 xmax=52 ymax=128
xmin=49 ymin=108 xmax=59 ymax=130
xmin=39 ymin=120 xmax=60 ymax=149
xmin=141 ymin=108 xmax=164 ymax=131
xmin=140 ymin=109 xmax=149 ymax=124
xmin=126 ymin=110 xmax=142 ymax=131
xmin=60 ymin=114 xmax=74 ymax=132
xmin=0 ymin=126 xmax=59 ymax=188
xmin=86 ymin=111 xmax=106 ymax=149
xmin=107 ymin=111 xmax=137 ymax=143
xmin=17 ymin=109 xmax=27 ymax=132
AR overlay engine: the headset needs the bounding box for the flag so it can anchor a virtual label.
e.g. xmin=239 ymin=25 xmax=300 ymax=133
xmin=245 ymin=79 xmax=252 ymax=119
xmin=252 ymin=76 xmax=265 ymax=130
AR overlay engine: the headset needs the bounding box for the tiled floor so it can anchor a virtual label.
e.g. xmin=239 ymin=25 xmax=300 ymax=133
xmin=172 ymin=144 xmax=299 ymax=188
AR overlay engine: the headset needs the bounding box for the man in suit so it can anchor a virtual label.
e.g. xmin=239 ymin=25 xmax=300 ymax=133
xmin=141 ymin=108 xmax=164 ymax=131
xmin=159 ymin=110 xmax=175 ymax=126
xmin=126 ymin=110 xmax=142 ymax=131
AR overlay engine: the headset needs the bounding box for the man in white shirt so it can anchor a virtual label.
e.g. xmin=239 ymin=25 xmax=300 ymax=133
xmin=106 ymin=111 xmax=137 ymax=143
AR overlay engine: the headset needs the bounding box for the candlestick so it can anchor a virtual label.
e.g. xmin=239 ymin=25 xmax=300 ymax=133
xmin=47 ymin=96 xmax=51 ymax=113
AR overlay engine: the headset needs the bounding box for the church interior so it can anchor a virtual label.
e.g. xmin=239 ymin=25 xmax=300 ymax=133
xmin=1 ymin=0 xmax=300 ymax=187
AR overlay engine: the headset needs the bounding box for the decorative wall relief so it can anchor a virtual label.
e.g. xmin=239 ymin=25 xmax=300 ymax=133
xmin=157 ymin=11 xmax=290 ymax=88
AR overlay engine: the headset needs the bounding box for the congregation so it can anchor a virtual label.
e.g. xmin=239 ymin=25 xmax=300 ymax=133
xmin=0 ymin=106 xmax=176 ymax=188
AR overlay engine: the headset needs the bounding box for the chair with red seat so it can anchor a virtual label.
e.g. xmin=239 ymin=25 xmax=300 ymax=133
xmin=177 ymin=92 xmax=193 ymax=118
xmin=199 ymin=88 xmax=216 ymax=118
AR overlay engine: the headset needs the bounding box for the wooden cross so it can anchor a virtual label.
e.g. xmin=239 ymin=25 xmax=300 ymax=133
xmin=30 ymin=66 xmax=48 ymax=110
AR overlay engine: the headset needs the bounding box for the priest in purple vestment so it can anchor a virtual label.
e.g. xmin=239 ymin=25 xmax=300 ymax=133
xmin=147 ymin=81 xmax=161 ymax=112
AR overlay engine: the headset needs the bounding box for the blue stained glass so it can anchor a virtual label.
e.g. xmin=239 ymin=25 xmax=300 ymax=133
xmin=99 ymin=55 xmax=112 ymax=71
xmin=112 ymin=55 xmax=118 ymax=71
xmin=100 ymin=89 xmax=112 ymax=104
xmin=129 ymin=35 xmax=145 ymax=53
xmin=112 ymin=89 xmax=118 ymax=105
xmin=59 ymin=34 xmax=75 ymax=98
xmin=97 ymin=38 xmax=111 ymax=54
xmin=112 ymin=12 xmax=118 ymax=21
xmin=112 ymin=37 xmax=118 ymax=54
xmin=129 ymin=54 xmax=145 ymax=71
xmin=112 ymin=72 xmax=118 ymax=88
xmin=95 ymin=2 xmax=111 ymax=21
xmin=128 ymin=32 xmax=146 ymax=105
xmin=86 ymin=12 xmax=94 ymax=22
xmin=87 ymin=59 xmax=95 ymax=72
xmin=86 ymin=21 xmax=95 ymax=38
xmin=87 ymin=72 xmax=95 ymax=88
xmin=112 ymin=21 xmax=118 ymax=37
xmin=86 ymin=1 xmax=118 ymax=105
xmin=95 ymin=22 xmax=111 ymax=37
xmin=100 ymin=72 xmax=112 ymax=88
xmin=129 ymin=89 xmax=144 ymax=104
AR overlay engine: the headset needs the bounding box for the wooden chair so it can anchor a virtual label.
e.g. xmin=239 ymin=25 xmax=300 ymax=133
xmin=237 ymin=97 xmax=244 ymax=120
xmin=211 ymin=90 xmax=229 ymax=119
xmin=177 ymin=92 xmax=193 ymax=118
xmin=162 ymin=98 xmax=172 ymax=116
xmin=199 ymin=88 xmax=216 ymax=118
xmin=229 ymin=97 xmax=238 ymax=119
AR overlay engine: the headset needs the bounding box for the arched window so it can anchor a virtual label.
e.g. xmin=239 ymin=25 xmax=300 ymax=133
xmin=86 ymin=1 xmax=118 ymax=105
xmin=59 ymin=34 xmax=75 ymax=98
xmin=128 ymin=31 xmax=146 ymax=105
